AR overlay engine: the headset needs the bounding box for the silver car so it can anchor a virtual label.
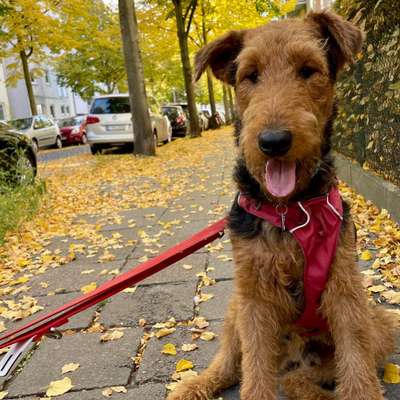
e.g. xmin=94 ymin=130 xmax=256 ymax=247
xmin=8 ymin=115 xmax=62 ymax=152
xmin=86 ymin=95 xmax=172 ymax=155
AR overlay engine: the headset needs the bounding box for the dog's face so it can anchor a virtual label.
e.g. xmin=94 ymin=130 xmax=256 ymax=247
xmin=195 ymin=11 xmax=362 ymax=202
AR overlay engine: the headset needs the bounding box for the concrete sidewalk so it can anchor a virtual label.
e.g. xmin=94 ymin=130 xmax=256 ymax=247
xmin=0 ymin=131 xmax=399 ymax=399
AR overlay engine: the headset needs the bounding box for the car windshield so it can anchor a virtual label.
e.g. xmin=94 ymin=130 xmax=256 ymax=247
xmin=58 ymin=117 xmax=83 ymax=128
xmin=162 ymin=107 xmax=179 ymax=119
xmin=90 ymin=97 xmax=130 ymax=114
xmin=8 ymin=118 xmax=33 ymax=131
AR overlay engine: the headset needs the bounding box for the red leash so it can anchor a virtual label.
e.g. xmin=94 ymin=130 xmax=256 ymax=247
xmin=0 ymin=219 xmax=226 ymax=358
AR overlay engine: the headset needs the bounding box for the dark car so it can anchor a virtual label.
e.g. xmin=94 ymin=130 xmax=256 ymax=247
xmin=0 ymin=121 xmax=37 ymax=185
xmin=161 ymin=105 xmax=187 ymax=137
xmin=57 ymin=116 xmax=87 ymax=145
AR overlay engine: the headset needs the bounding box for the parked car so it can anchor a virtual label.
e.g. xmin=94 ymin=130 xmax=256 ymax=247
xmin=0 ymin=121 xmax=37 ymax=185
xmin=57 ymin=116 xmax=87 ymax=145
xmin=161 ymin=105 xmax=187 ymax=137
xmin=8 ymin=115 xmax=62 ymax=152
xmin=86 ymin=95 xmax=172 ymax=154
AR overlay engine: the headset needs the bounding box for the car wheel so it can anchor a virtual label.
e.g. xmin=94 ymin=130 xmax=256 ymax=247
xmin=90 ymin=144 xmax=102 ymax=155
xmin=153 ymin=131 xmax=158 ymax=147
xmin=81 ymin=133 xmax=87 ymax=145
xmin=55 ymin=136 xmax=62 ymax=149
xmin=32 ymin=139 xmax=39 ymax=153
xmin=15 ymin=150 xmax=36 ymax=185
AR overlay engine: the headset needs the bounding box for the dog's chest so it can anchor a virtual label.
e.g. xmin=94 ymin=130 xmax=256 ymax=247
xmin=232 ymin=223 xmax=305 ymax=303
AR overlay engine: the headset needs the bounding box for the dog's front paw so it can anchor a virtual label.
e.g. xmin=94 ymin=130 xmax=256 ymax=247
xmin=166 ymin=378 xmax=210 ymax=400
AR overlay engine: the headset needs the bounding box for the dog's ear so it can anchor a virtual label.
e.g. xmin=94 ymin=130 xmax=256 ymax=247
xmin=306 ymin=10 xmax=364 ymax=77
xmin=194 ymin=30 xmax=245 ymax=85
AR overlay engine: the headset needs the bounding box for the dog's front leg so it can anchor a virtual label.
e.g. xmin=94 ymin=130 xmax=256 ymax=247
xmin=321 ymin=255 xmax=384 ymax=400
xmin=238 ymin=299 xmax=281 ymax=400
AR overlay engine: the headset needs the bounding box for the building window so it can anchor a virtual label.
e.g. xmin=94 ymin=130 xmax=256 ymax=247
xmin=61 ymin=105 xmax=65 ymax=114
xmin=37 ymin=104 xmax=45 ymax=114
xmin=66 ymin=106 xmax=70 ymax=114
xmin=50 ymin=105 xmax=55 ymax=118
xmin=45 ymin=70 xmax=50 ymax=84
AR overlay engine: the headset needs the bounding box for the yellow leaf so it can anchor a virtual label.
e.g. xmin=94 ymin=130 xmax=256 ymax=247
xmin=81 ymin=282 xmax=97 ymax=294
xmin=360 ymin=250 xmax=373 ymax=261
xmin=123 ymin=287 xmax=137 ymax=294
xmin=383 ymin=363 xmax=400 ymax=384
xmin=182 ymin=264 xmax=192 ymax=270
xmin=175 ymin=359 xmax=194 ymax=372
xmin=61 ymin=363 xmax=80 ymax=374
xmin=101 ymin=330 xmax=124 ymax=342
xmin=368 ymin=285 xmax=386 ymax=293
xmin=200 ymin=331 xmax=217 ymax=341
xmin=181 ymin=343 xmax=198 ymax=352
xmin=110 ymin=386 xmax=127 ymax=393
xmin=155 ymin=327 xmax=176 ymax=338
xmin=0 ymin=392 xmax=8 ymax=400
xmin=161 ymin=343 xmax=177 ymax=356
xmin=46 ymin=377 xmax=73 ymax=397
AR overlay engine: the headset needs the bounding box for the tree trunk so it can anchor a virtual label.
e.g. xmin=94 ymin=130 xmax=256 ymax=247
xmin=173 ymin=0 xmax=200 ymax=137
xmin=227 ymin=86 xmax=236 ymax=121
xmin=222 ymin=83 xmax=231 ymax=124
xmin=20 ymin=50 xmax=37 ymax=116
xmin=118 ymin=0 xmax=155 ymax=155
xmin=201 ymin=0 xmax=217 ymax=129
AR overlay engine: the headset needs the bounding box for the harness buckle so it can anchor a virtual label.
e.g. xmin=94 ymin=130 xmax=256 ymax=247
xmin=275 ymin=205 xmax=288 ymax=231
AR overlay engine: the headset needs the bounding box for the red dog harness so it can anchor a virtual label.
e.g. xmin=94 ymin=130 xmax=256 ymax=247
xmin=238 ymin=186 xmax=343 ymax=333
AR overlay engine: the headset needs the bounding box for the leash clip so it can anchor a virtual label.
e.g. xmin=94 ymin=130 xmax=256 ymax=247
xmin=45 ymin=327 xmax=62 ymax=340
xmin=275 ymin=205 xmax=288 ymax=231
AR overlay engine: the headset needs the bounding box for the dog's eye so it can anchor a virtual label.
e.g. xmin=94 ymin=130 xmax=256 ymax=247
xmin=299 ymin=66 xmax=317 ymax=79
xmin=246 ymin=71 xmax=259 ymax=84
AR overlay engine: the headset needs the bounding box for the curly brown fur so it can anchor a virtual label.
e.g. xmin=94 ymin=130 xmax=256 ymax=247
xmin=167 ymin=10 xmax=396 ymax=400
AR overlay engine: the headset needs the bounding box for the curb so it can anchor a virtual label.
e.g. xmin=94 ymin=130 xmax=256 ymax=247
xmin=334 ymin=152 xmax=400 ymax=224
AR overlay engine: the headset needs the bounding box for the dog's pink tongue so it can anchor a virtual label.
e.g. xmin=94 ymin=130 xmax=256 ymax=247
xmin=265 ymin=160 xmax=296 ymax=198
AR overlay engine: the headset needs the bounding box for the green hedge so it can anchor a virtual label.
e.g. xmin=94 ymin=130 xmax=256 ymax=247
xmin=333 ymin=0 xmax=400 ymax=184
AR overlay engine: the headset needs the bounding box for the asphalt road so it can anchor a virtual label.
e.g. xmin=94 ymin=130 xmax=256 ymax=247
xmin=37 ymin=144 xmax=91 ymax=162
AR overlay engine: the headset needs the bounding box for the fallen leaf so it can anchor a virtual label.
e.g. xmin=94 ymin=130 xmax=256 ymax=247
xmin=81 ymin=282 xmax=97 ymax=294
xmin=101 ymin=330 xmax=124 ymax=342
xmin=200 ymin=331 xmax=217 ymax=341
xmin=360 ymin=250 xmax=373 ymax=261
xmin=162 ymin=343 xmax=177 ymax=356
xmin=0 ymin=392 xmax=8 ymax=400
xmin=384 ymin=363 xmax=400 ymax=384
xmin=381 ymin=290 xmax=400 ymax=304
xmin=155 ymin=327 xmax=176 ymax=338
xmin=62 ymin=363 xmax=80 ymax=374
xmin=123 ymin=287 xmax=137 ymax=294
xmin=368 ymin=285 xmax=386 ymax=293
xmin=181 ymin=343 xmax=198 ymax=352
xmin=176 ymin=359 xmax=194 ymax=372
xmin=182 ymin=264 xmax=193 ymax=270
xmin=46 ymin=377 xmax=73 ymax=397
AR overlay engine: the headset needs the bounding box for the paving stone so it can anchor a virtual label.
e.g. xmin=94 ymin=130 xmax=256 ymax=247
xmin=99 ymin=282 xmax=196 ymax=327
xmin=20 ymin=383 xmax=166 ymax=400
xmin=207 ymin=251 xmax=234 ymax=281
xmin=200 ymin=280 xmax=233 ymax=321
xmin=0 ymin=292 xmax=96 ymax=334
xmin=23 ymin=260 xmax=125 ymax=297
xmin=140 ymin=253 xmax=208 ymax=285
xmin=136 ymin=322 xmax=222 ymax=384
xmin=5 ymin=329 xmax=141 ymax=397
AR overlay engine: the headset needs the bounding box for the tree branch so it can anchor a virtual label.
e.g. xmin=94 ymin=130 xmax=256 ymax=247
xmin=185 ymin=0 xmax=197 ymax=36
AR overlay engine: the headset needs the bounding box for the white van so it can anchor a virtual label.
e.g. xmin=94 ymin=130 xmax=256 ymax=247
xmin=86 ymin=94 xmax=171 ymax=154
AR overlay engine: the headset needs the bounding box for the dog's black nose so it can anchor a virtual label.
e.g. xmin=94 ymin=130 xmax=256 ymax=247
xmin=258 ymin=129 xmax=292 ymax=157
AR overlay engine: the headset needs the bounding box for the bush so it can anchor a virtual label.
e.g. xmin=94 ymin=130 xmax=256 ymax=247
xmin=333 ymin=0 xmax=400 ymax=184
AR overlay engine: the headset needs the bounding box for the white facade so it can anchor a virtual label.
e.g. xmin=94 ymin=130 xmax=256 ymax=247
xmin=307 ymin=0 xmax=334 ymax=10
xmin=0 ymin=63 xmax=11 ymax=121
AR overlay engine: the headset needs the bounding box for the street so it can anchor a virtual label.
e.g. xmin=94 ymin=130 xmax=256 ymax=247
xmin=0 ymin=129 xmax=398 ymax=399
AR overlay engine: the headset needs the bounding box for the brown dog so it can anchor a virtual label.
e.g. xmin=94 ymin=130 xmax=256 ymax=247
xmin=167 ymin=10 xmax=396 ymax=400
